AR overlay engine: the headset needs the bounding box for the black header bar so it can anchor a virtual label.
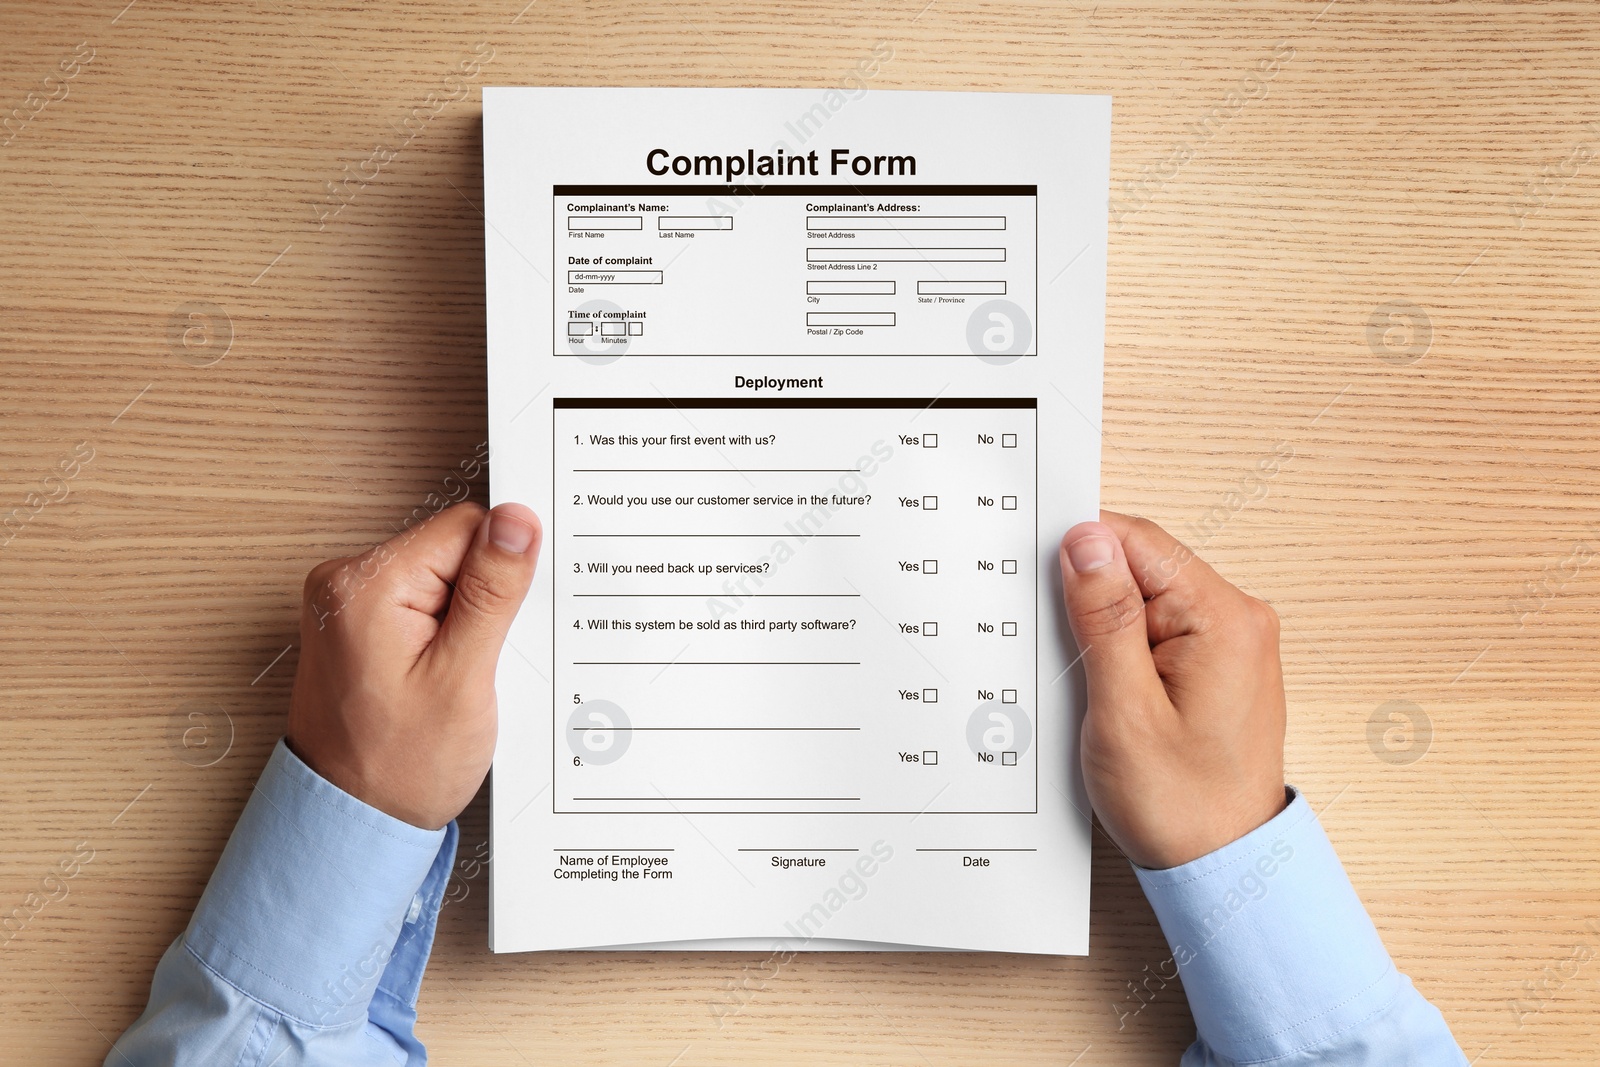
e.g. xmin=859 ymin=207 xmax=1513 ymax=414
xmin=554 ymin=184 xmax=1038 ymax=198
xmin=553 ymin=397 xmax=1037 ymax=409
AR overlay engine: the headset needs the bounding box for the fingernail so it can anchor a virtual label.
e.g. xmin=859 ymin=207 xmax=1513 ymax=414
xmin=1067 ymin=535 xmax=1116 ymax=573
xmin=488 ymin=509 xmax=535 ymax=553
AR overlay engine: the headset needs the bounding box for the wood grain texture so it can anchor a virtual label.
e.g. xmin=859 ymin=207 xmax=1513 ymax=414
xmin=2 ymin=0 xmax=1597 ymax=1062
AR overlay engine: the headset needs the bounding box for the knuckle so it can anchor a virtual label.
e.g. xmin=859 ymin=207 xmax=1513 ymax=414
xmin=1236 ymin=596 xmax=1280 ymax=642
xmin=302 ymin=559 xmax=343 ymax=607
xmin=1075 ymin=581 xmax=1146 ymax=638
xmin=301 ymin=558 xmax=364 ymax=630
xmin=303 ymin=558 xmax=334 ymax=590
xmin=453 ymin=565 xmax=516 ymax=617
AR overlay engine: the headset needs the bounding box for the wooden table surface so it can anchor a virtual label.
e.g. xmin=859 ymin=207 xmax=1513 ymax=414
xmin=3 ymin=1 xmax=1598 ymax=1063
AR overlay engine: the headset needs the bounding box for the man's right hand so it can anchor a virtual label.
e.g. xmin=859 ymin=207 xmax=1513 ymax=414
xmin=1058 ymin=511 xmax=1288 ymax=870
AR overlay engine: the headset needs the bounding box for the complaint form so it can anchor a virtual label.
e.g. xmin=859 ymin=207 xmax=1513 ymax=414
xmin=483 ymin=87 xmax=1109 ymax=954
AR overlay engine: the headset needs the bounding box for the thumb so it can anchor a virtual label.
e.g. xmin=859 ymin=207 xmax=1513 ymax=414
xmin=432 ymin=503 xmax=541 ymax=672
xmin=1059 ymin=521 xmax=1163 ymax=706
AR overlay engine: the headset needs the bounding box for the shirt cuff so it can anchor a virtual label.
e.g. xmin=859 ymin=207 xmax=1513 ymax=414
xmin=1133 ymin=786 xmax=1403 ymax=1064
xmin=183 ymin=738 xmax=453 ymax=1028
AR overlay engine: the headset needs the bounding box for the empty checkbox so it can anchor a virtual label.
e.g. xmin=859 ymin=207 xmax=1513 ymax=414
xmin=923 ymin=434 xmax=938 ymax=448
xmin=923 ymin=688 xmax=938 ymax=703
xmin=923 ymin=495 xmax=938 ymax=510
xmin=1002 ymin=495 xmax=1017 ymax=510
xmin=923 ymin=559 xmax=938 ymax=574
xmin=1001 ymin=622 xmax=1018 ymax=636
xmin=1001 ymin=433 xmax=1017 ymax=447
xmin=1001 ymin=689 xmax=1017 ymax=704
xmin=1001 ymin=751 xmax=1017 ymax=766
xmin=922 ymin=621 xmax=938 ymax=637
xmin=923 ymin=750 xmax=939 ymax=765
xmin=1001 ymin=559 xmax=1017 ymax=574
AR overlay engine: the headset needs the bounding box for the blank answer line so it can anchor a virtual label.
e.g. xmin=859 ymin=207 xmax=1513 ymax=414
xmin=574 ymin=660 xmax=860 ymax=666
xmin=573 ymin=533 xmax=860 ymax=538
xmin=915 ymin=848 xmax=1038 ymax=852
xmin=553 ymin=848 xmax=675 ymax=852
xmin=573 ymin=593 xmax=860 ymax=598
xmin=574 ymin=468 xmax=859 ymax=473
xmin=737 ymin=848 xmax=859 ymax=852
xmin=569 ymin=726 xmax=860 ymax=731
xmin=575 ymin=797 xmax=861 ymax=802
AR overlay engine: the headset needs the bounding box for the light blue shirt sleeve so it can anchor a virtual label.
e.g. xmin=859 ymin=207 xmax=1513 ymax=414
xmin=108 ymin=739 xmax=458 ymax=1067
xmin=1133 ymin=786 xmax=1467 ymax=1066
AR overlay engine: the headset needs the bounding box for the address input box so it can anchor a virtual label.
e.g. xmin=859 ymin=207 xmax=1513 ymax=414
xmin=917 ymin=280 xmax=1007 ymax=295
xmin=807 ymin=280 xmax=897 ymax=295
xmin=807 ymin=215 xmax=1005 ymax=231
xmin=806 ymin=247 xmax=1006 ymax=263
xmin=807 ymin=312 xmax=896 ymax=327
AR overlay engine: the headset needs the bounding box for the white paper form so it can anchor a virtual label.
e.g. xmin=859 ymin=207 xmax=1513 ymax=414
xmin=483 ymin=88 xmax=1109 ymax=955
